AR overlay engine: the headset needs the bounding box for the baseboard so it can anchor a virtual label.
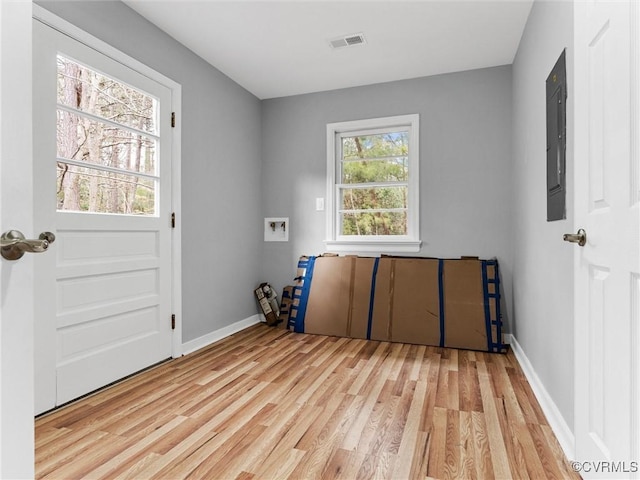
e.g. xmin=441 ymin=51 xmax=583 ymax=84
xmin=507 ymin=333 xmax=576 ymax=461
xmin=181 ymin=314 xmax=263 ymax=356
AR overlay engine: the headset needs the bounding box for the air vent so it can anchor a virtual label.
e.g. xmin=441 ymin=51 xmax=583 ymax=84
xmin=329 ymin=33 xmax=366 ymax=49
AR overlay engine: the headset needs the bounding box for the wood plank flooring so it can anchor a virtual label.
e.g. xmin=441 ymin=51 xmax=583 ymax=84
xmin=35 ymin=324 xmax=579 ymax=479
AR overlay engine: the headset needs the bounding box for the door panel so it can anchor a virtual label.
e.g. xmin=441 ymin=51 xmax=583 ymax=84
xmin=33 ymin=20 xmax=173 ymax=413
xmin=0 ymin=1 xmax=35 ymax=476
xmin=574 ymin=0 xmax=639 ymax=475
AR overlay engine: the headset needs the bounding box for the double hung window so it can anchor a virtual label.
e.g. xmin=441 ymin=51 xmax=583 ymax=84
xmin=326 ymin=114 xmax=421 ymax=253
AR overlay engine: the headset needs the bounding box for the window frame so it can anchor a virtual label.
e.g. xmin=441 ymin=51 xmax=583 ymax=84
xmin=325 ymin=114 xmax=421 ymax=253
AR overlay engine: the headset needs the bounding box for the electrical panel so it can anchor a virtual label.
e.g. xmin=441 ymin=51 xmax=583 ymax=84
xmin=546 ymin=50 xmax=567 ymax=221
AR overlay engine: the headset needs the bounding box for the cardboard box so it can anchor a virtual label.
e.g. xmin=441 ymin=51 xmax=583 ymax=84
xmin=278 ymin=285 xmax=294 ymax=325
xmin=371 ymin=257 xmax=441 ymax=346
xmin=289 ymin=255 xmax=505 ymax=353
xmin=304 ymin=256 xmax=374 ymax=339
xmin=254 ymin=283 xmax=279 ymax=326
xmin=442 ymin=259 xmax=487 ymax=351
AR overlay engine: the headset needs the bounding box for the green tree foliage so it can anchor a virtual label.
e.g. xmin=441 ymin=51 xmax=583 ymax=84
xmin=340 ymin=132 xmax=409 ymax=235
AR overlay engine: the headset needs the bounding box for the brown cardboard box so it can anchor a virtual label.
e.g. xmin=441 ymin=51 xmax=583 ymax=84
xmin=371 ymin=257 xmax=441 ymax=346
xmin=278 ymin=285 xmax=294 ymax=325
xmin=350 ymin=257 xmax=376 ymax=339
xmin=442 ymin=259 xmax=488 ymax=351
xmin=254 ymin=284 xmax=279 ymax=326
xmin=290 ymin=254 xmax=505 ymax=352
xmin=304 ymin=256 xmax=374 ymax=338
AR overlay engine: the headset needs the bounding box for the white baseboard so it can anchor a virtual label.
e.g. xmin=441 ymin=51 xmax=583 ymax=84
xmin=181 ymin=314 xmax=263 ymax=356
xmin=507 ymin=333 xmax=575 ymax=461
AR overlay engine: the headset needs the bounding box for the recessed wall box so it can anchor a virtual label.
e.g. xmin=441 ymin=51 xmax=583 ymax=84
xmin=264 ymin=217 xmax=289 ymax=242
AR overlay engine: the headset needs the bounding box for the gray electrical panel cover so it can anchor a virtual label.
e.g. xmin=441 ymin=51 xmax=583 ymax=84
xmin=546 ymin=50 xmax=567 ymax=221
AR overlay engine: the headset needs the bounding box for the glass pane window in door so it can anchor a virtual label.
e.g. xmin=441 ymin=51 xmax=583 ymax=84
xmin=56 ymin=163 xmax=155 ymax=215
xmin=55 ymin=55 xmax=160 ymax=215
xmin=57 ymin=55 xmax=157 ymax=135
xmin=56 ymin=110 xmax=156 ymax=176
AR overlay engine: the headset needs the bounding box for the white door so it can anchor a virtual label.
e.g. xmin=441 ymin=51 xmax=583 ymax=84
xmin=33 ymin=20 xmax=174 ymax=413
xmin=573 ymin=0 xmax=640 ymax=477
xmin=0 ymin=1 xmax=35 ymax=478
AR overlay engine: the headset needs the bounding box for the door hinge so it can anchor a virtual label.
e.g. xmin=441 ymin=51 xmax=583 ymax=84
xmin=171 ymin=112 xmax=176 ymax=128
xmin=171 ymin=314 xmax=176 ymax=330
xmin=171 ymin=212 xmax=176 ymax=228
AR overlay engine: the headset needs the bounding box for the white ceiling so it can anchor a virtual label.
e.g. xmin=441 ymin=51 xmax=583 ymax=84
xmin=123 ymin=0 xmax=534 ymax=100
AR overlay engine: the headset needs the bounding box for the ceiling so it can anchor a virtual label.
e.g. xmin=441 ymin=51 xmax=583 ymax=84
xmin=123 ymin=0 xmax=534 ymax=100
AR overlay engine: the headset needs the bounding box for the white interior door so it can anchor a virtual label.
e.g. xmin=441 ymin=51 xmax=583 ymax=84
xmin=33 ymin=19 xmax=174 ymax=413
xmin=573 ymin=0 xmax=640 ymax=476
xmin=0 ymin=1 xmax=35 ymax=478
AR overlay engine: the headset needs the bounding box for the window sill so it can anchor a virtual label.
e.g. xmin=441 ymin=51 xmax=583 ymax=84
xmin=324 ymin=239 xmax=422 ymax=254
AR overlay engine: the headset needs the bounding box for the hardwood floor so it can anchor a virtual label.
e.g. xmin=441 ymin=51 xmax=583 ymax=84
xmin=35 ymin=324 xmax=578 ymax=479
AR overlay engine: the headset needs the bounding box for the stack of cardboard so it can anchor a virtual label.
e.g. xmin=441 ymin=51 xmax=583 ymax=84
xmin=284 ymin=255 xmax=505 ymax=353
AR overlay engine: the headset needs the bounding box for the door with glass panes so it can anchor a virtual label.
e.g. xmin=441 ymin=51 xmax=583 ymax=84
xmin=33 ymin=19 xmax=173 ymax=413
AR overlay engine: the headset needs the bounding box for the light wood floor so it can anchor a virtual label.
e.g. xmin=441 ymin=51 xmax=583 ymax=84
xmin=35 ymin=324 xmax=579 ymax=479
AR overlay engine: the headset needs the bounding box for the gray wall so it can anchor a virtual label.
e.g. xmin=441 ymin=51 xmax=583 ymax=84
xmin=512 ymin=0 xmax=574 ymax=430
xmin=261 ymin=66 xmax=515 ymax=328
xmin=37 ymin=1 xmax=264 ymax=342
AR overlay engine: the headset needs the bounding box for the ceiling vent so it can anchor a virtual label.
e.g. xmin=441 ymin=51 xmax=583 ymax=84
xmin=329 ymin=33 xmax=366 ymax=49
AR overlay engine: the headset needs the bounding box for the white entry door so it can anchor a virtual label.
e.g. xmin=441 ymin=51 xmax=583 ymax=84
xmin=573 ymin=0 xmax=640 ymax=477
xmin=33 ymin=19 xmax=174 ymax=413
xmin=0 ymin=1 xmax=35 ymax=477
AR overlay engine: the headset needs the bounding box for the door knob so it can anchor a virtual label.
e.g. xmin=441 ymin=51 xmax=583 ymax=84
xmin=563 ymin=228 xmax=587 ymax=247
xmin=1 ymin=230 xmax=56 ymax=260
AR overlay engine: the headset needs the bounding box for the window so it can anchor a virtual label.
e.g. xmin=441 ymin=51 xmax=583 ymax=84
xmin=56 ymin=55 xmax=159 ymax=215
xmin=326 ymin=114 xmax=421 ymax=253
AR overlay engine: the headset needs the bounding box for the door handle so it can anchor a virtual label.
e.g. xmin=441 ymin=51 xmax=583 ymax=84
xmin=1 ymin=230 xmax=56 ymax=260
xmin=563 ymin=228 xmax=587 ymax=247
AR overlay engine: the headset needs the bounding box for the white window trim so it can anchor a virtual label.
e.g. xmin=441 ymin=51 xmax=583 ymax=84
xmin=325 ymin=114 xmax=421 ymax=254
